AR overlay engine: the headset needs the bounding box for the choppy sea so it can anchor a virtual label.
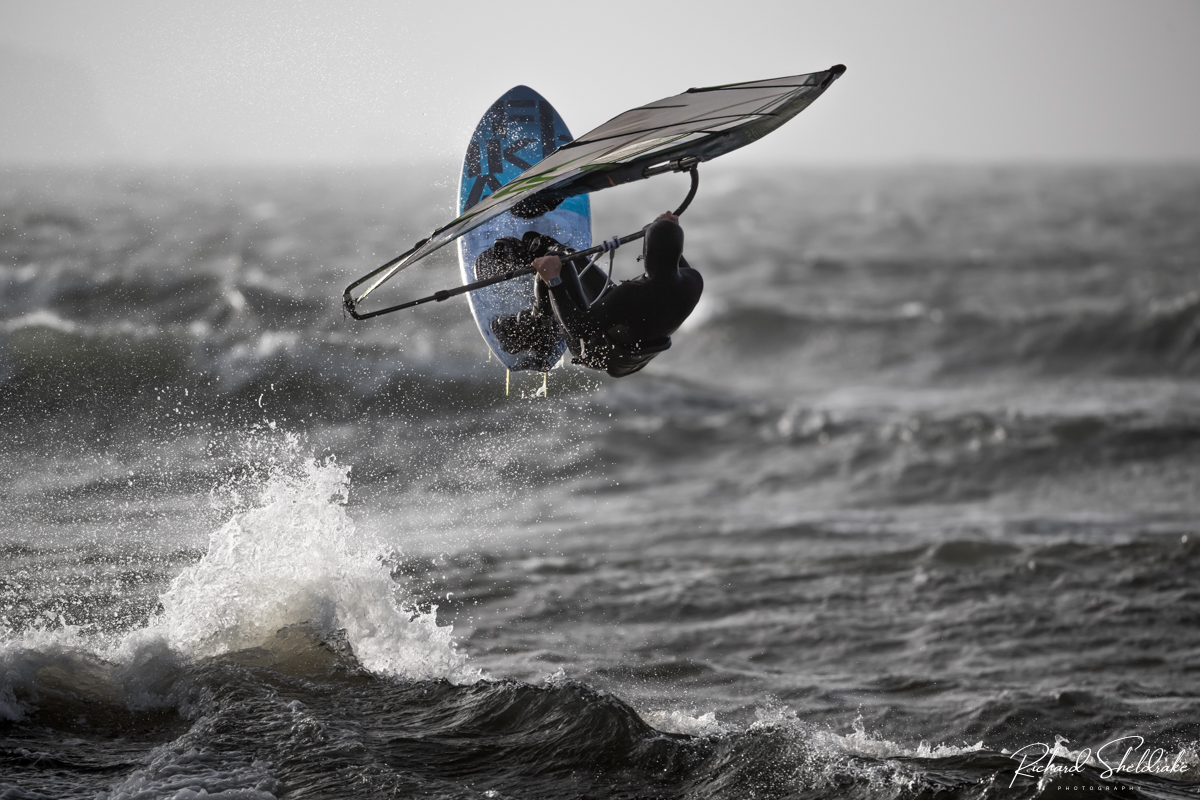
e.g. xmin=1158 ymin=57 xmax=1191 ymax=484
xmin=2 ymin=163 xmax=1200 ymax=799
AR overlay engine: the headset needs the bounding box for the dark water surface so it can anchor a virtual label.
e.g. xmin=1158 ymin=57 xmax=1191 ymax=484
xmin=2 ymin=164 xmax=1200 ymax=798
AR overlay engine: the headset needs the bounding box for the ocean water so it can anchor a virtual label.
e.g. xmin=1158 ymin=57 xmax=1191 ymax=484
xmin=2 ymin=163 xmax=1200 ymax=799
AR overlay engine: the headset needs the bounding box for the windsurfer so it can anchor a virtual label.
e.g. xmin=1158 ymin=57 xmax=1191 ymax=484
xmin=489 ymin=212 xmax=702 ymax=378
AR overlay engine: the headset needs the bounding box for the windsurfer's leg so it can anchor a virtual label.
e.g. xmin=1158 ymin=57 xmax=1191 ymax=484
xmin=547 ymin=262 xmax=609 ymax=368
xmin=485 ymin=237 xmax=563 ymax=355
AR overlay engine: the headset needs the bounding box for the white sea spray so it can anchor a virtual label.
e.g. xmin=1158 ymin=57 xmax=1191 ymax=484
xmin=0 ymin=433 xmax=478 ymax=726
xmin=151 ymin=435 xmax=477 ymax=683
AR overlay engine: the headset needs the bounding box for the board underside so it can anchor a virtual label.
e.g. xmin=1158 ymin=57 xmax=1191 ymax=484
xmin=457 ymin=86 xmax=591 ymax=372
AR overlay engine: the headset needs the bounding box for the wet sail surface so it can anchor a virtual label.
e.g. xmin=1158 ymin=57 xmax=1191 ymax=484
xmin=350 ymin=67 xmax=843 ymax=309
xmin=3 ymin=164 xmax=1200 ymax=798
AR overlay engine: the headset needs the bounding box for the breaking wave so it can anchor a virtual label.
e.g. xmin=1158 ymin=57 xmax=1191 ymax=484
xmin=1 ymin=434 xmax=476 ymax=726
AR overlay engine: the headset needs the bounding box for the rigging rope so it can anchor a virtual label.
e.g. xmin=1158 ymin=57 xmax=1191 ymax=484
xmin=577 ymin=236 xmax=621 ymax=305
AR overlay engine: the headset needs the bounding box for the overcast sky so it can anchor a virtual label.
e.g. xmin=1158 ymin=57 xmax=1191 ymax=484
xmin=2 ymin=0 xmax=1198 ymax=165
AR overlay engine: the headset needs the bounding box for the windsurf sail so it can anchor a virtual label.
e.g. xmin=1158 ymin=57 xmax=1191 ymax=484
xmin=344 ymin=65 xmax=846 ymax=317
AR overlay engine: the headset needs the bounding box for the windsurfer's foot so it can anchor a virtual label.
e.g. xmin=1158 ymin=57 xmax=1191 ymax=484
xmin=491 ymin=310 xmax=557 ymax=356
xmin=476 ymin=237 xmax=528 ymax=280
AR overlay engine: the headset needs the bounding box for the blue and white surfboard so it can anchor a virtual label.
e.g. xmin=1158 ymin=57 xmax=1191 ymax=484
xmin=457 ymin=86 xmax=591 ymax=372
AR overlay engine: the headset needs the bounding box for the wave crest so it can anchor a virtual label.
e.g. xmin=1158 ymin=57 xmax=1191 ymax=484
xmin=154 ymin=436 xmax=476 ymax=683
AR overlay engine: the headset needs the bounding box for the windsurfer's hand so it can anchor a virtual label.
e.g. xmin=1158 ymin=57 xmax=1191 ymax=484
xmin=533 ymin=255 xmax=562 ymax=283
xmin=655 ymin=212 xmax=679 ymax=225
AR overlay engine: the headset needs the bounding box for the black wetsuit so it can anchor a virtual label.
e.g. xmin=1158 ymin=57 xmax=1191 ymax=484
xmin=548 ymin=219 xmax=702 ymax=377
xmin=487 ymin=219 xmax=702 ymax=377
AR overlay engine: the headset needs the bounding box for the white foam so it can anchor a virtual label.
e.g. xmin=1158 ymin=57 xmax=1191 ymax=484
xmin=812 ymin=713 xmax=985 ymax=760
xmin=253 ymin=331 xmax=299 ymax=359
xmin=541 ymin=667 xmax=569 ymax=686
xmin=748 ymin=705 xmax=984 ymax=760
xmin=2 ymin=308 xmax=79 ymax=334
xmin=644 ymin=708 xmax=731 ymax=737
xmin=101 ymin=744 xmax=278 ymax=800
xmin=0 ymin=309 xmax=162 ymax=340
xmin=0 ymin=434 xmax=477 ymax=725
xmin=152 ymin=435 xmax=477 ymax=683
xmin=707 ymin=704 xmax=990 ymax=794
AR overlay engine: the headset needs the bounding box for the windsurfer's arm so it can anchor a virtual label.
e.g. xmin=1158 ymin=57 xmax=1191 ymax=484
xmin=652 ymin=212 xmax=692 ymax=273
xmin=534 ymin=212 xmax=677 ymax=283
xmin=537 ymin=252 xmax=593 ymax=322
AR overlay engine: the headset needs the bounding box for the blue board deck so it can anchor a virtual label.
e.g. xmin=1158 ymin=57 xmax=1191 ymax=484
xmin=457 ymin=86 xmax=591 ymax=372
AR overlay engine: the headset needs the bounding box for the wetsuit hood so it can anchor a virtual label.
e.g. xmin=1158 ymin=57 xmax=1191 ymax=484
xmin=642 ymin=219 xmax=684 ymax=281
